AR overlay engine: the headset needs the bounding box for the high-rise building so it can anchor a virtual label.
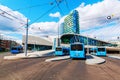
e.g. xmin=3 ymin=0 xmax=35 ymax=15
xmin=64 ymin=10 xmax=79 ymax=34
xmin=59 ymin=23 xmax=64 ymax=35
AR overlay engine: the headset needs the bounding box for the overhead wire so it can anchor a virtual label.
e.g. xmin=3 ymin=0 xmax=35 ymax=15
xmin=0 ymin=8 xmax=26 ymax=25
xmin=30 ymin=0 xmax=64 ymax=25
xmin=64 ymin=0 xmax=70 ymax=11
xmin=0 ymin=9 xmax=23 ymax=21
xmin=0 ymin=1 xmax=56 ymax=29
xmin=12 ymin=3 xmax=51 ymax=11
xmin=82 ymin=18 xmax=120 ymax=41
xmin=0 ymin=1 xmax=57 ymax=25
xmin=0 ymin=13 xmax=13 ymax=20
xmin=54 ymin=0 xmax=64 ymax=15
xmin=30 ymin=5 xmax=56 ymax=25
xmin=80 ymin=7 xmax=120 ymax=26
xmin=28 ymin=0 xmax=32 ymax=19
xmin=80 ymin=11 xmax=120 ymax=41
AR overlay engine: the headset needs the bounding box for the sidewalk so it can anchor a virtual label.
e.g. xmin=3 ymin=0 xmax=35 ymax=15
xmin=85 ymin=55 xmax=105 ymax=65
xmin=107 ymin=54 xmax=120 ymax=59
xmin=45 ymin=56 xmax=70 ymax=62
xmin=4 ymin=50 xmax=54 ymax=60
xmin=45 ymin=54 xmax=105 ymax=65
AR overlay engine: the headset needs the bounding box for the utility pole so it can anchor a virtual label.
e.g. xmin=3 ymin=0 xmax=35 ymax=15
xmin=58 ymin=21 xmax=60 ymax=46
xmin=58 ymin=16 xmax=61 ymax=47
xmin=87 ymin=35 xmax=89 ymax=54
xmin=24 ymin=19 xmax=29 ymax=56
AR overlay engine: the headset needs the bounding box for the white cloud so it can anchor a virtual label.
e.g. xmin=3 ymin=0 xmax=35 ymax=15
xmin=29 ymin=0 xmax=120 ymax=41
xmin=49 ymin=12 xmax=61 ymax=18
xmin=29 ymin=22 xmax=58 ymax=36
xmin=76 ymin=0 xmax=120 ymax=30
xmin=1 ymin=0 xmax=120 ymax=42
xmin=75 ymin=0 xmax=120 ymax=41
xmin=28 ymin=15 xmax=67 ymax=37
xmin=0 ymin=5 xmax=27 ymax=34
xmin=0 ymin=4 xmax=28 ymax=43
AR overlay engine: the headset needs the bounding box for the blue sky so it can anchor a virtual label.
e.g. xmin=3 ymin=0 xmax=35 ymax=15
xmin=0 ymin=0 xmax=103 ymax=22
xmin=0 ymin=0 xmax=120 ymax=44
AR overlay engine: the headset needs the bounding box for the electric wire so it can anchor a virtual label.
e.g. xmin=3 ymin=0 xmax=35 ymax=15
xmin=30 ymin=5 xmax=56 ymax=24
xmin=0 ymin=13 xmax=13 ymax=20
xmin=0 ymin=1 xmax=56 ymax=29
xmin=0 ymin=8 xmax=26 ymax=25
xmin=54 ymin=0 xmax=64 ymax=15
xmin=64 ymin=0 xmax=70 ymax=11
xmin=12 ymin=3 xmax=51 ymax=11
xmin=80 ymin=12 xmax=120 ymax=41
xmin=0 ymin=1 xmax=59 ymax=34
xmin=0 ymin=1 xmax=56 ymax=26
xmin=82 ymin=19 xmax=120 ymax=41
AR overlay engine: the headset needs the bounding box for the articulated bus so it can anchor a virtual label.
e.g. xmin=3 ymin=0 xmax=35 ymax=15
xmin=55 ymin=46 xmax=69 ymax=56
xmin=70 ymin=42 xmax=86 ymax=59
xmin=90 ymin=47 xmax=106 ymax=56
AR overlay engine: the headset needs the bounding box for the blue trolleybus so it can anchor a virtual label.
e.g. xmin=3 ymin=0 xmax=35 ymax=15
xmin=11 ymin=46 xmax=23 ymax=54
xmin=96 ymin=47 xmax=106 ymax=56
xmin=55 ymin=46 xmax=69 ymax=56
xmin=70 ymin=42 xmax=86 ymax=59
xmin=90 ymin=47 xmax=106 ymax=56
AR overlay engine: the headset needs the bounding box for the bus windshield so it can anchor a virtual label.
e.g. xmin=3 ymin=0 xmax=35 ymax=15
xmin=98 ymin=48 xmax=105 ymax=51
xmin=56 ymin=48 xmax=62 ymax=51
xmin=71 ymin=44 xmax=83 ymax=51
xmin=11 ymin=47 xmax=17 ymax=50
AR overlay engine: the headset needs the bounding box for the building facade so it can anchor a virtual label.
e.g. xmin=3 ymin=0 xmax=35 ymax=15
xmin=22 ymin=35 xmax=52 ymax=51
xmin=61 ymin=34 xmax=115 ymax=47
xmin=0 ymin=40 xmax=18 ymax=51
xmin=64 ymin=10 xmax=79 ymax=34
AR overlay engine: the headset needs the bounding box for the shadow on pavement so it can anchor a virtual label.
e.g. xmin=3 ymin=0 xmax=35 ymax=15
xmin=86 ymin=55 xmax=94 ymax=59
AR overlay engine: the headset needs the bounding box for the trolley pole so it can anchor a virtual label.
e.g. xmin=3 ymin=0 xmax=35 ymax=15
xmin=24 ymin=19 xmax=29 ymax=56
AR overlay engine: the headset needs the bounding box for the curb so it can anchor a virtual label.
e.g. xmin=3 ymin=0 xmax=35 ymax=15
xmin=85 ymin=55 xmax=106 ymax=65
xmin=108 ymin=56 xmax=120 ymax=59
xmin=4 ymin=50 xmax=54 ymax=60
xmin=45 ymin=56 xmax=70 ymax=62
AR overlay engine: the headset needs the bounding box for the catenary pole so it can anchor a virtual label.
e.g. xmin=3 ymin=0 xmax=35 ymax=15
xmin=24 ymin=19 xmax=29 ymax=56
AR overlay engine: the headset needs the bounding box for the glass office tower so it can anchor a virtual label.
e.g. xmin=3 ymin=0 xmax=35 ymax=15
xmin=64 ymin=10 xmax=80 ymax=34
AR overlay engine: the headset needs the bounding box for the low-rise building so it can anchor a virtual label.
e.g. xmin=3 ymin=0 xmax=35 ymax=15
xmin=22 ymin=35 xmax=53 ymax=51
xmin=0 ymin=40 xmax=18 ymax=51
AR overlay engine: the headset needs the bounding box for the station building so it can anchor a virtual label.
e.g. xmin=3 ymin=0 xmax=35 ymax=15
xmin=60 ymin=10 xmax=116 ymax=47
xmin=22 ymin=10 xmax=118 ymax=51
xmin=22 ymin=35 xmax=53 ymax=51
xmin=60 ymin=34 xmax=115 ymax=47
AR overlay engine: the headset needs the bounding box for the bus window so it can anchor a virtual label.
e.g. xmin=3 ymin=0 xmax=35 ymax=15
xmin=56 ymin=48 xmax=62 ymax=51
xmin=71 ymin=44 xmax=83 ymax=51
xmin=98 ymin=48 xmax=105 ymax=51
xmin=12 ymin=47 xmax=17 ymax=50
